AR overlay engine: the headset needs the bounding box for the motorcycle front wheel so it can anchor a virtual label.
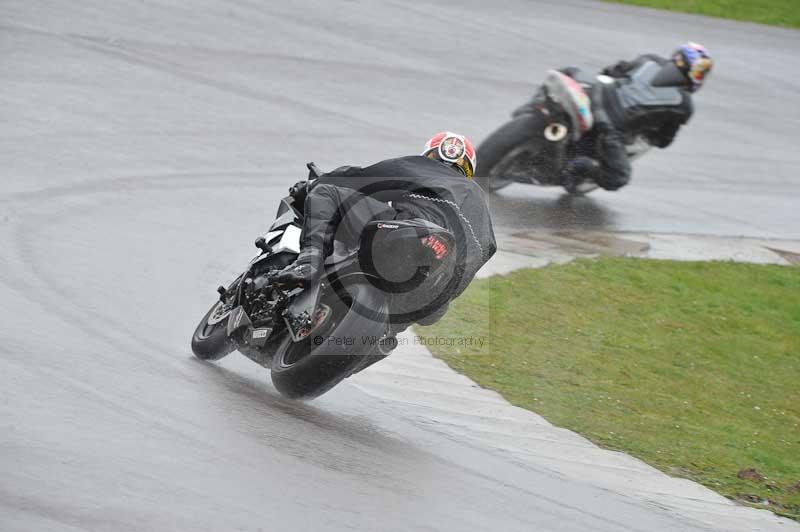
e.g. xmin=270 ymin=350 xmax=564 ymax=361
xmin=474 ymin=113 xmax=547 ymax=192
xmin=191 ymin=298 xmax=236 ymax=361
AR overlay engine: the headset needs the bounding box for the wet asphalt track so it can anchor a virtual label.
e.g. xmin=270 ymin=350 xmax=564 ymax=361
xmin=1 ymin=1 xmax=799 ymax=531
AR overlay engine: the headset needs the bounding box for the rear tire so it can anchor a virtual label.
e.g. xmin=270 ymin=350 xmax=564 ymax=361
xmin=270 ymin=283 xmax=388 ymax=399
xmin=191 ymin=300 xmax=236 ymax=361
xmin=475 ymin=113 xmax=546 ymax=192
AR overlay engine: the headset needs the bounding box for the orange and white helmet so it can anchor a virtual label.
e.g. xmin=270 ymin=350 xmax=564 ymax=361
xmin=422 ymin=132 xmax=476 ymax=178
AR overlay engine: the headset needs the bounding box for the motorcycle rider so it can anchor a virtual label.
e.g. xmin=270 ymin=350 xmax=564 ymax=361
xmin=557 ymin=42 xmax=713 ymax=191
xmin=273 ymin=132 xmax=497 ymax=326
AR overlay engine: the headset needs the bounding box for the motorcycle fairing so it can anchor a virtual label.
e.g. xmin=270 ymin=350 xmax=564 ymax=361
xmin=248 ymin=225 xmax=301 ymax=267
xmin=543 ymin=69 xmax=594 ymax=141
xmin=227 ymin=305 xmax=253 ymax=336
xmin=272 ymin=224 xmax=302 ymax=254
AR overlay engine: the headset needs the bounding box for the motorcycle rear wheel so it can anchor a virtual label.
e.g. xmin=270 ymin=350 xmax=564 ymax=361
xmin=270 ymin=282 xmax=389 ymax=399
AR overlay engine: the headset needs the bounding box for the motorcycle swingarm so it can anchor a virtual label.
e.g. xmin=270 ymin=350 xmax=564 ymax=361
xmin=281 ymin=255 xmax=364 ymax=343
xmin=284 ymin=282 xmax=323 ymax=342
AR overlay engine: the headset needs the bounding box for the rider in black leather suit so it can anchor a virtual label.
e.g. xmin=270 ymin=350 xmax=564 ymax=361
xmin=274 ymin=132 xmax=496 ymax=327
xmin=562 ymin=43 xmax=713 ymax=191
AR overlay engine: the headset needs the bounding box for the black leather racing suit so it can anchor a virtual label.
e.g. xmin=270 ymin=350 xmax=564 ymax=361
xmin=299 ymin=155 xmax=497 ymax=325
xmin=564 ymin=55 xmax=694 ymax=190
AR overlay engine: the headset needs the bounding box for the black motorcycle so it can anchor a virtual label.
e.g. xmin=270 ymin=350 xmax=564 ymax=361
xmin=191 ymin=164 xmax=456 ymax=399
xmin=475 ymin=69 xmax=652 ymax=195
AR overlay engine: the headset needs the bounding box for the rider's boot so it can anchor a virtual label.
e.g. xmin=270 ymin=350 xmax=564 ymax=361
xmin=274 ymin=181 xmax=344 ymax=288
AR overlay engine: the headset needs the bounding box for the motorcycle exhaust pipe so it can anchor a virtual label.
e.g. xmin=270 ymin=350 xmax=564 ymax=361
xmin=544 ymin=122 xmax=568 ymax=142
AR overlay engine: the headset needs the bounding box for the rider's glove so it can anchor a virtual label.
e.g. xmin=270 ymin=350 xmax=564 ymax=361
xmin=288 ymin=180 xmax=314 ymax=204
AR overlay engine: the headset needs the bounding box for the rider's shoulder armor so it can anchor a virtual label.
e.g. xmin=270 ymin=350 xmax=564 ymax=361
xmin=603 ymin=60 xmax=691 ymax=133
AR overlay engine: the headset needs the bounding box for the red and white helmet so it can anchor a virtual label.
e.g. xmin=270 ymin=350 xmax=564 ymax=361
xmin=422 ymin=132 xmax=476 ymax=178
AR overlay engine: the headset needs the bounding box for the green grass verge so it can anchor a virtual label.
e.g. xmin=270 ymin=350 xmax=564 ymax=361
xmin=417 ymin=258 xmax=800 ymax=519
xmin=605 ymin=0 xmax=800 ymax=28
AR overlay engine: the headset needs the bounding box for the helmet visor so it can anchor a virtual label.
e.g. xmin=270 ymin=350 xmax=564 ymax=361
xmin=437 ymin=136 xmax=474 ymax=178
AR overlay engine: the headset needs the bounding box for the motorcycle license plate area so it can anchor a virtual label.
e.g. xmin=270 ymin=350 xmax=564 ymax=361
xmin=250 ymin=327 xmax=273 ymax=348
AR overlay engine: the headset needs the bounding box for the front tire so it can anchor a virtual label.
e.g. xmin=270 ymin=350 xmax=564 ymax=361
xmin=270 ymin=283 xmax=389 ymax=399
xmin=564 ymin=181 xmax=599 ymax=196
xmin=191 ymin=300 xmax=236 ymax=361
xmin=475 ymin=113 xmax=547 ymax=192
